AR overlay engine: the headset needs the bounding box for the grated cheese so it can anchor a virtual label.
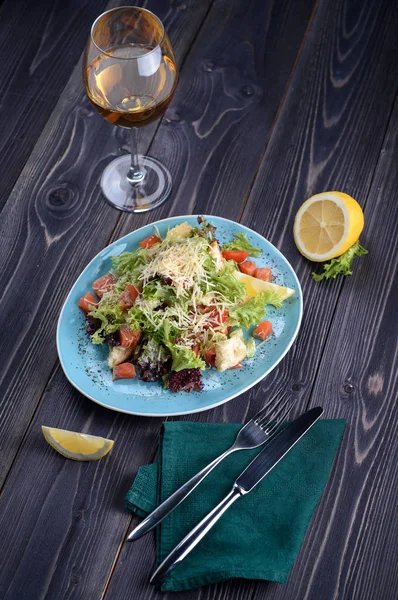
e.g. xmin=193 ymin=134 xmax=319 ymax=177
xmin=133 ymin=228 xmax=238 ymax=345
xmin=138 ymin=237 xmax=211 ymax=297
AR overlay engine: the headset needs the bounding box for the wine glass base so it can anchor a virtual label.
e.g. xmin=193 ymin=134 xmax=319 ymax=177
xmin=100 ymin=154 xmax=172 ymax=213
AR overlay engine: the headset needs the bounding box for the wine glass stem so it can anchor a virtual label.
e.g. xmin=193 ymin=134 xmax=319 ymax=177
xmin=127 ymin=127 xmax=145 ymax=185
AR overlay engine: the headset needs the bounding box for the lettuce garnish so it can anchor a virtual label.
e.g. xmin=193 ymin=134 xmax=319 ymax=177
xmin=162 ymin=319 xmax=205 ymax=372
xmin=112 ymin=248 xmax=149 ymax=286
xmin=222 ymin=232 xmax=262 ymax=257
xmin=88 ymin=294 xmax=125 ymax=344
xmin=205 ymin=261 xmax=247 ymax=302
xmin=228 ymin=291 xmax=282 ymax=329
xmin=312 ymin=240 xmax=367 ymax=282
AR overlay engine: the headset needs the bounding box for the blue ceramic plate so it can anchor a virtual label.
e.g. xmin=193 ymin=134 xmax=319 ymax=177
xmin=57 ymin=216 xmax=302 ymax=416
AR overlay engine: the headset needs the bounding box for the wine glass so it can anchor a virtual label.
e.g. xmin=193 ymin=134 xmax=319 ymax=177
xmin=83 ymin=7 xmax=178 ymax=213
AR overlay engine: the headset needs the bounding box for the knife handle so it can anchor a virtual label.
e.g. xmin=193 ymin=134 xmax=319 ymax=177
xmin=127 ymin=447 xmax=235 ymax=542
xmin=150 ymin=484 xmax=243 ymax=584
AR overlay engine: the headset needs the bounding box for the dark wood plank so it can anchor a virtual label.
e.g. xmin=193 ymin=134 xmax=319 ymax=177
xmin=0 ymin=0 xmax=213 ymax=487
xmin=106 ymin=0 xmax=398 ymax=597
xmin=0 ymin=0 xmax=110 ymax=209
xmin=0 ymin=366 xmax=163 ymax=600
xmin=255 ymin=98 xmax=398 ymax=600
xmin=0 ymin=0 xmax=316 ymax=598
xmin=229 ymin=0 xmax=398 ymax=598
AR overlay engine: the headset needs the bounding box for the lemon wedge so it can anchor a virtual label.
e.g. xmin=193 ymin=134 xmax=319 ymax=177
xmin=42 ymin=426 xmax=114 ymax=461
xmin=293 ymin=191 xmax=364 ymax=262
xmin=233 ymin=271 xmax=295 ymax=301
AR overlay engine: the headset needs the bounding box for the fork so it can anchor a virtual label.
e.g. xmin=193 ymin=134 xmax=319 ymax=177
xmin=127 ymin=393 xmax=297 ymax=542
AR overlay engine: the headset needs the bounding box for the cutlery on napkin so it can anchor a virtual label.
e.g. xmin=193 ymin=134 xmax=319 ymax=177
xmin=128 ymin=393 xmax=297 ymax=542
xmin=150 ymin=407 xmax=323 ymax=583
xmin=125 ymin=417 xmax=346 ymax=592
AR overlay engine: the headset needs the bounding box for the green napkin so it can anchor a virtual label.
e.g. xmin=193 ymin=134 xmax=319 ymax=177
xmin=126 ymin=420 xmax=345 ymax=592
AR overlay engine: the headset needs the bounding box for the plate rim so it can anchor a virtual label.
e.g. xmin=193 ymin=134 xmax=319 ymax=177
xmin=56 ymin=214 xmax=303 ymax=417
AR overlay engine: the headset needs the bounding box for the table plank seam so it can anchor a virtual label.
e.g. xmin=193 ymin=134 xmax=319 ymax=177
xmin=0 ymin=359 xmax=59 ymax=499
xmin=300 ymin=83 xmax=398 ymax=418
xmin=7 ymin=0 xmax=397 ymax=596
xmin=100 ymin=440 xmax=161 ymax=600
xmin=248 ymin=79 xmax=398 ymax=600
xmin=0 ymin=0 xmax=110 ymax=214
xmin=0 ymin=0 xmax=221 ymax=498
xmin=237 ymin=0 xmax=321 ymax=224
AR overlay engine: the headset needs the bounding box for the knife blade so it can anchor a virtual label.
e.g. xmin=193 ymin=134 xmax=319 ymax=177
xmin=150 ymin=406 xmax=323 ymax=584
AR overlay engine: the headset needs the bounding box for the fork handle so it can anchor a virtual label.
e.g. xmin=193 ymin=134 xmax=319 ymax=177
xmin=127 ymin=447 xmax=235 ymax=542
xmin=150 ymin=485 xmax=242 ymax=584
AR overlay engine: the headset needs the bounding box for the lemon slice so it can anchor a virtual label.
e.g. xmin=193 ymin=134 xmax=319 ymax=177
xmin=233 ymin=271 xmax=295 ymax=301
xmin=293 ymin=191 xmax=364 ymax=262
xmin=42 ymin=426 xmax=114 ymax=461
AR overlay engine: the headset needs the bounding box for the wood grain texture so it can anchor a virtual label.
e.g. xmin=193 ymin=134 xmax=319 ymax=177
xmin=0 ymin=0 xmax=317 ymax=598
xmin=256 ymin=98 xmax=398 ymax=600
xmin=103 ymin=0 xmax=321 ymax=596
xmin=1 ymin=0 xmax=397 ymax=599
xmin=233 ymin=0 xmax=398 ymax=598
xmin=0 ymin=365 xmax=163 ymax=600
xmin=0 ymin=0 xmax=213 ymax=488
xmin=106 ymin=0 xmax=398 ymax=597
xmin=0 ymin=0 xmax=110 ymax=208
xmin=105 ymin=0 xmax=398 ymax=596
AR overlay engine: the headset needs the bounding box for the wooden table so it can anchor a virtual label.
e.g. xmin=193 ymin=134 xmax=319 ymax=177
xmin=1 ymin=0 xmax=397 ymax=598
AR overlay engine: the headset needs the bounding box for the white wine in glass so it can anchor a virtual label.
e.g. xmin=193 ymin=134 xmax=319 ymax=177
xmin=83 ymin=7 xmax=178 ymax=212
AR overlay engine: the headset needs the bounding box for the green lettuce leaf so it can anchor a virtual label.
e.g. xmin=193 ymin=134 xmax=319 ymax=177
xmin=245 ymin=338 xmax=256 ymax=357
xmin=312 ymin=240 xmax=368 ymax=282
xmin=223 ymin=233 xmax=262 ymax=257
xmin=112 ymin=248 xmax=149 ymax=286
xmin=260 ymin=289 xmax=283 ymax=309
xmin=205 ymin=261 xmax=247 ymax=302
xmin=162 ymin=319 xmax=205 ymax=372
xmin=228 ymin=295 xmax=266 ymax=329
xmin=126 ymin=305 xmax=164 ymax=340
xmin=228 ymin=291 xmax=281 ymax=329
xmin=142 ymin=279 xmax=176 ymax=304
xmin=168 ymin=346 xmax=206 ymax=372
xmin=88 ymin=294 xmax=126 ymax=344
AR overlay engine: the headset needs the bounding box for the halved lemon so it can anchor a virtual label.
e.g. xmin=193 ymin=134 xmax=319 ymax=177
xmin=293 ymin=192 xmax=364 ymax=262
xmin=233 ymin=271 xmax=295 ymax=301
xmin=42 ymin=426 xmax=114 ymax=461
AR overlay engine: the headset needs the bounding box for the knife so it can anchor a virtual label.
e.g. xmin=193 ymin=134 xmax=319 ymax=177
xmin=150 ymin=406 xmax=323 ymax=584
